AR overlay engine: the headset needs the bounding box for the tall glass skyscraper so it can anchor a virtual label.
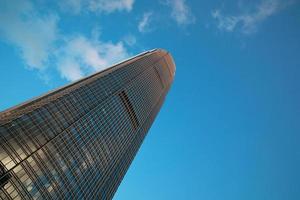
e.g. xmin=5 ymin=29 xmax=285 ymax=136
xmin=0 ymin=49 xmax=175 ymax=199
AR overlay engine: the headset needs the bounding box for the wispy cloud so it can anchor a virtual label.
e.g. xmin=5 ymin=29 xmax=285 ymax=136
xmin=165 ymin=0 xmax=195 ymax=26
xmin=0 ymin=0 xmax=59 ymax=69
xmin=89 ymin=0 xmax=134 ymax=13
xmin=56 ymin=35 xmax=129 ymax=81
xmin=59 ymin=0 xmax=83 ymax=14
xmin=122 ymin=34 xmax=137 ymax=46
xmin=212 ymin=0 xmax=292 ymax=34
xmin=138 ymin=12 xmax=153 ymax=33
xmin=60 ymin=0 xmax=135 ymax=14
xmin=0 ymin=0 xmax=132 ymax=83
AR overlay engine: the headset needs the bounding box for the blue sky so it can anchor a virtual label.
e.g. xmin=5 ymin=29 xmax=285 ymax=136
xmin=1 ymin=0 xmax=300 ymax=199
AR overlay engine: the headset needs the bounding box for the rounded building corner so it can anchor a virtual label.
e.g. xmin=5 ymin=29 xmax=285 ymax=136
xmin=158 ymin=49 xmax=176 ymax=79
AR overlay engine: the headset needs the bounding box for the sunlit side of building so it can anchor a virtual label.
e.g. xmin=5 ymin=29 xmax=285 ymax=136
xmin=0 ymin=49 xmax=175 ymax=199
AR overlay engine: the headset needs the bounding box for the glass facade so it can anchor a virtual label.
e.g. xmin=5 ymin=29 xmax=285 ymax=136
xmin=0 ymin=49 xmax=175 ymax=200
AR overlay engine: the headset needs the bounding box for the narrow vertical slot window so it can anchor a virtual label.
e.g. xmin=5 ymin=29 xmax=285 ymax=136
xmin=118 ymin=91 xmax=139 ymax=130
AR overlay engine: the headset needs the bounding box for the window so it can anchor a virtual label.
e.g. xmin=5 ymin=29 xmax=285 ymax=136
xmin=118 ymin=91 xmax=139 ymax=130
xmin=0 ymin=162 xmax=11 ymax=188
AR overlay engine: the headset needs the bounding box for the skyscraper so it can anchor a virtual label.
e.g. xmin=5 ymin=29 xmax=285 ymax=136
xmin=0 ymin=49 xmax=175 ymax=199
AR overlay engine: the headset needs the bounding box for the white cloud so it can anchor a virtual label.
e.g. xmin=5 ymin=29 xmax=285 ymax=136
xmin=56 ymin=35 xmax=130 ymax=81
xmin=58 ymin=59 xmax=85 ymax=81
xmin=0 ymin=0 xmax=133 ymax=83
xmin=166 ymin=0 xmax=195 ymax=26
xmin=138 ymin=12 xmax=153 ymax=33
xmin=212 ymin=0 xmax=290 ymax=34
xmin=0 ymin=0 xmax=59 ymax=69
xmin=60 ymin=0 xmax=134 ymax=14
